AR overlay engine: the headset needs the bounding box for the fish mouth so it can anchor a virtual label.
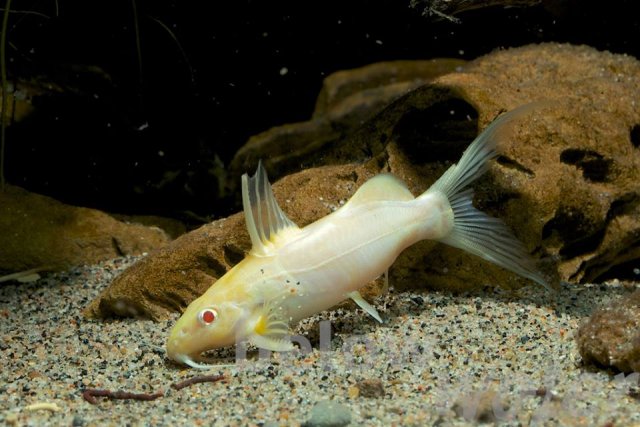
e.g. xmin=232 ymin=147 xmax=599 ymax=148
xmin=166 ymin=329 xmax=225 ymax=369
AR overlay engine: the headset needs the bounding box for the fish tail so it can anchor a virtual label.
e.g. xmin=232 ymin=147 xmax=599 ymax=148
xmin=424 ymin=103 xmax=552 ymax=291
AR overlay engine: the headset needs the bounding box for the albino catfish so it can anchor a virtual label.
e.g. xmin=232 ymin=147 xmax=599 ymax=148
xmin=166 ymin=104 xmax=551 ymax=369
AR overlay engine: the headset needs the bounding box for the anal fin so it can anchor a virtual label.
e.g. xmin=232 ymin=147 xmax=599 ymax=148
xmin=347 ymin=291 xmax=383 ymax=323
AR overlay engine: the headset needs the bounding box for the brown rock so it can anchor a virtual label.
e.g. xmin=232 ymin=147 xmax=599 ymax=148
xmin=238 ymin=43 xmax=640 ymax=286
xmin=87 ymin=43 xmax=640 ymax=320
xmin=576 ymin=289 xmax=640 ymax=373
xmin=0 ymin=185 xmax=170 ymax=274
xmin=230 ymin=59 xmax=465 ymax=185
xmin=111 ymin=214 xmax=187 ymax=240
xmin=312 ymin=59 xmax=466 ymax=117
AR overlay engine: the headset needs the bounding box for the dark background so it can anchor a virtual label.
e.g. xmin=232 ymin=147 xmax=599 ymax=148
xmin=3 ymin=0 xmax=639 ymax=222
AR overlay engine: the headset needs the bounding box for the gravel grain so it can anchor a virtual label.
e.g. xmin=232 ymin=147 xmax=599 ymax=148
xmin=1 ymin=255 xmax=639 ymax=426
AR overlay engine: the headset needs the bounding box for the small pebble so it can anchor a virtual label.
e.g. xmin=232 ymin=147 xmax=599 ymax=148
xmin=347 ymin=386 xmax=359 ymax=399
xmin=72 ymin=415 xmax=85 ymax=427
xmin=410 ymin=296 xmax=424 ymax=305
xmin=303 ymin=401 xmax=352 ymax=427
xmin=4 ymin=413 xmax=18 ymax=426
xmin=452 ymin=389 xmax=509 ymax=423
xmin=356 ymin=378 xmax=385 ymax=398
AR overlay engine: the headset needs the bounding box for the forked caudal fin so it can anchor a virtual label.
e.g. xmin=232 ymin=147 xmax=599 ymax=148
xmin=423 ymin=103 xmax=553 ymax=291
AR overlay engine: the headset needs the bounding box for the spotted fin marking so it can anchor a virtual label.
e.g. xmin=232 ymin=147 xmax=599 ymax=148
xmin=241 ymin=161 xmax=300 ymax=256
xmin=347 ymin=291 xmax=383 ymax=323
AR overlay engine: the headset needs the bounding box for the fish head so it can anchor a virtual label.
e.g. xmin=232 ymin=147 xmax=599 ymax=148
xmin=166 ymin=291 xmax=247 ymax=368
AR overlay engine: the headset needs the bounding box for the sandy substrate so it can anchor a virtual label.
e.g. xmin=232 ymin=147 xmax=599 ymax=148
xmin=1 ymin=256 xmax=639 ymax=426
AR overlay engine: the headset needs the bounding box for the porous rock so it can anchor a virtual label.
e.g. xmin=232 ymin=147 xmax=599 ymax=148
xmin=230 ymin=59 xmax=465 ymax=184
xmin=231 ymin=43 xmax=640 ymax=286
xmin=0 ymin=185 xmax=170 ymax=274
xmin=87 ymin=43 xmax=640 ymax=320
xmin=576 ymin=289 xmax=640 ymax=373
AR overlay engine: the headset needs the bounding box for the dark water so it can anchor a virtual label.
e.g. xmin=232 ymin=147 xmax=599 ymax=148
xmin=3 ymin=0 xmax=639 ymax=221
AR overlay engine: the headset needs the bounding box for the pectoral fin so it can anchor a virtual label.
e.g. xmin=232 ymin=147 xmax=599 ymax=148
xmin=248 ymin=299 xmax=294 ymax=351
xmin=347 ymin=291 xmax=383 ymax=323
xmin=249 ymin=334 xmax=295 ymax=352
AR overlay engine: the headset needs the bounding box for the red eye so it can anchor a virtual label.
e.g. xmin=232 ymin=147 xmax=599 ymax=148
xmin=198 ymin=308 xmax=218 ymax=325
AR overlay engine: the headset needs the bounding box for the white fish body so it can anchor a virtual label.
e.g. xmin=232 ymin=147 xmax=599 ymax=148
xmin=273 ymin=188 xmax=451 ymax=322
xmin=166 ymin=104 xmax=550 ymax=369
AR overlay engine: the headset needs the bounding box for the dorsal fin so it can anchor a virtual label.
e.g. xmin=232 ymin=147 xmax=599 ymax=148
xmin=344 ymin=174 xmax=415 ymax=208
xmin=241 ymin=161 xmax=299 ymax=256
